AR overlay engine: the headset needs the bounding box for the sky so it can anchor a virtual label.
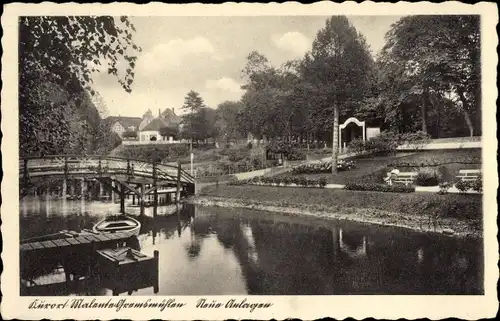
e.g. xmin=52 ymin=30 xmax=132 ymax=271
xmin=91 ymin=16 xmax=403 ymax=118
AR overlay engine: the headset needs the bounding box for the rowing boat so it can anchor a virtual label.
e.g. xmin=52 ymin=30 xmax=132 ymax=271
xmin=93 ymin=215 xmax=141 ymax=236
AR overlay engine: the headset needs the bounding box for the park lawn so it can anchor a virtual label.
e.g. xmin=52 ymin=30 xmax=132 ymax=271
xmin=199 ymin=184 xmax=482 ymax=221
xmin=280 ymin=149 xmax=482 ymax=184
xmin=278 ymin=153 xmax=414 ymax=184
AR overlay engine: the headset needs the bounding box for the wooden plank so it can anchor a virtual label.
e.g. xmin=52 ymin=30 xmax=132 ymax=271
xmin=94 ymin=234 xmax=111 ymax=242
xmin=83 ymin=235 xmax=101 ymax=243
xmin=75 ymin=236 xmax=90 ymax=244
xmin=105 ymin=233 xmax=120 ymax=240
xmin=65 ymin=238 xmax=80 ymax=245
xmin=52 ymin=239 xmax=71 ymax=247
xmin=30 ymin=242 xmax=44 ymax=249
xmin=40 ymin=240 xmax=57 ymax=248
xmin=20 ymin=243 xmax=33 ymax=251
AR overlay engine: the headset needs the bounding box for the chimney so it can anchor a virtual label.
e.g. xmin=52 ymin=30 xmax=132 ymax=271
xmin=172 ymin=107 xmax=175 ymax=114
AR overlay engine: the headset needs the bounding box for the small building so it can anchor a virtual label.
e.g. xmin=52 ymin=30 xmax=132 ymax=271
xmin=105 ymin=116 xmax=142 ymax=138
xmin=138 ymin=108 xmax=182 ymax=142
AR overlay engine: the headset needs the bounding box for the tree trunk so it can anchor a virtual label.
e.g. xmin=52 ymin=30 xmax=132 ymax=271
xmin=421 ymin=89 xmax=428 ymax=133
xmin=463 ymin=108 xmax=474 ymax=137
xmin=457 ymin=89 xmax=475 ymax=137
xmin=332 ymin=105 xmax=339 ymax=174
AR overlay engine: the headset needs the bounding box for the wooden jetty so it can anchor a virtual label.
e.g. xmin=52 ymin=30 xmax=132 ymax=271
xmin=20 ymin=230 xmax=160 ymax=295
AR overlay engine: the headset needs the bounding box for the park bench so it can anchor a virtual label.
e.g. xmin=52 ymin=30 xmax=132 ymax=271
xmin=385 ymin=171 xmax=418 ymax=186
xmin=456 ymin=169 xmax=481 ymax=182
xmin=392 ymin=172 xmax=418 ymax=185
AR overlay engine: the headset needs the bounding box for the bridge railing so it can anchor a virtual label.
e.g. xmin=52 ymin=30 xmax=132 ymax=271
xmin=19 ymin=155 xmax=195 ymax=184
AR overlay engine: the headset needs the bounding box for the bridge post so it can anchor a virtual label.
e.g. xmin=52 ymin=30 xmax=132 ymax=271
xmin=62 ymin=157 xmax=68 ymax=200
xmin=98 ymin=157 xmax=102 ymax=175
xmin=23 ymin=159 xmax=29 ymax=186
xmin=153 ymin=163 xmax=158 ymax=218
xmin=140 ymin=184 xmax=145 ymax=216
xmin=176 ymin=161 xmax=182 ymax=203
xmin=81 ymin=178 xmax=86 ymax=214
xmin=111 ymin=181 xmax=115 ymax=203
xmin=119 ymin=183 xmax=126 ymax=214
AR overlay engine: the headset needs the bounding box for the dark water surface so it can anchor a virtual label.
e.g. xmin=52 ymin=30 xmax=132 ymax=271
xmin=20 ymin=197 xmax=483 ymax=295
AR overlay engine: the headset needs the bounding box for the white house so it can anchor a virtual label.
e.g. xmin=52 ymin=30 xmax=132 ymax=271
xmin=105 ymin=116 xmax=142 ymax=137
xmin=138 ymin=108 xmax=182 ymax=142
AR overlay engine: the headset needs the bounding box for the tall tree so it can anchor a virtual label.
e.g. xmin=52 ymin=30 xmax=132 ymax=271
xmin=301 ymin=16 xmax=374 ymax=173
xmin=380 ymin=15 xmax=480 ymax=137
xmin=19 ymin=16 xmax=141 ymax=155
xmin=239 ymin=51 xmax=283 ymax=142
xmin=181 ymin=90 xmax=207 ymax=142
xmin=216 ymin=101 xmax=244 ymax=143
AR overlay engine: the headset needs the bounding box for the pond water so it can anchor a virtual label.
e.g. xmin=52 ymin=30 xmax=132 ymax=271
xmin=20 ymin=197 xmax=483 ymax=295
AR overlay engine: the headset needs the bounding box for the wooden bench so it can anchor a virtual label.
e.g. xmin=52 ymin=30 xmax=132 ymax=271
xmin=456 ymin=169 xmax=481 ymax=182
xmin=393 ymin=172 xmax=418 ymax=185
xmin=385 ymin=171 xmax=418 ymax=186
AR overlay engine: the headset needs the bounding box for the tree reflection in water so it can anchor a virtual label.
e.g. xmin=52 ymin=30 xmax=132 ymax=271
xmin=187 ymin=205 xmax=483 ymax=295
xmin=19 ymin=198 xmax=483 ymax=295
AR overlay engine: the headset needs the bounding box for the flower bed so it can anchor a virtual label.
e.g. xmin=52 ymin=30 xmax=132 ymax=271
xmin=229 ymin=175 xmax=328 ymax=188
xmin=195 ymin=158 xmax=279 ymax=177
xmin=455 ymin=176 xmax=482 ymax=193
xmin=291 ymin=159 xmax=355 ymax=174
xmin=344 ymin=182 xmax=415 ymax=193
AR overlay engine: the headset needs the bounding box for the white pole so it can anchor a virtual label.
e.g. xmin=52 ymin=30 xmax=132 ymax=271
xmin=190 ymin=139 xmax=193 ymax=176
xmin=362 ymin=123 xmax=366 ymax=142
xmin=190 ymin=152 xmax=194 ymax=176
xmin=338 ymin=128 xmax=342 ymax=153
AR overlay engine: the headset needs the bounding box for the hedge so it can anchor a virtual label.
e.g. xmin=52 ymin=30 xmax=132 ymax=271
xmin=344 ymin=182 xmax=415 ymax=193
xmin=229 ymin=175 xmax=328 ymax=188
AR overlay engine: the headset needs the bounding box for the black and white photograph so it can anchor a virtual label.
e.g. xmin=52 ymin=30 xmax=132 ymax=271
xmin=1 ymin=2 xmax=498 ymax=320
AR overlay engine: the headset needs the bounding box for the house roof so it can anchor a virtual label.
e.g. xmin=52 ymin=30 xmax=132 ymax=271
xmin=141 ymin=118 xmax=171 ymax=132
xmin=160 ymin=108 xmax=182 ymax=124
xmin=105 ymin=116 xmax=142 ymax=129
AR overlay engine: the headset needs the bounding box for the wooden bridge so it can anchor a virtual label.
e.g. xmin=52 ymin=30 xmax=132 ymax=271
xmin=20 ymin=155 xmax=196 ymax=215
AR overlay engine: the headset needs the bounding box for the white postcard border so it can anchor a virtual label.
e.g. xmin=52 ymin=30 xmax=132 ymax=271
xmin=1 ymin=2 xmax=498 ymax=320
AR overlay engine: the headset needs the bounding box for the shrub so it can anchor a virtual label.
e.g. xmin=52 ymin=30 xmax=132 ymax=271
xmin=366 ymin=132 xmax=399 ymax=155
xmin=438 ymin=181 xmax=452 ymax=195
xmin=415 ymin=168 xmax=441 ymax=186
xmin=347 ymin=138 xmax=366 ymax=154
xmin=455 ymin=180 xmax=472 ymax=193
xmin=344 ymin=182 xmax=415 ymax=193
xmin=247 ymin=141 xmax=253 ymax=149
xmin=347 ymin=131 xmax=431 ymax=156
xmin=228 ymin=151 xmax=247 ymax=163
xmin=397 ymin=131 xmax=431 ymax=145
xmin=287 ymin=149 xmax=307 ymax=161
xmin=348 ymin=131 xmax=399 ymax=156
xmin=471 ymin=175 xmax=482 ymax=193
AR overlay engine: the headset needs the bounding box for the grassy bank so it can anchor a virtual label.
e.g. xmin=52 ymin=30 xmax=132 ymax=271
xmin=195 ymin=184 xmax=482 ymax=238
xmin=280 ymin=149 xmax=482 ymax=184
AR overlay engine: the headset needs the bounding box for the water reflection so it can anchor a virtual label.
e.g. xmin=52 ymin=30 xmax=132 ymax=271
xmin=20 ymin=196 xmax=483 ymax=295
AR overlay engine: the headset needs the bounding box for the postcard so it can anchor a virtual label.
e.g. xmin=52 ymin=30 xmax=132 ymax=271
xmin=1 ymin=2 xmax=498 ymax=320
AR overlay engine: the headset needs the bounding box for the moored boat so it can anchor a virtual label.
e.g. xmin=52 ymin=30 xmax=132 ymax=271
xmin=93 ymin=215 xmax=141 ymax=236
